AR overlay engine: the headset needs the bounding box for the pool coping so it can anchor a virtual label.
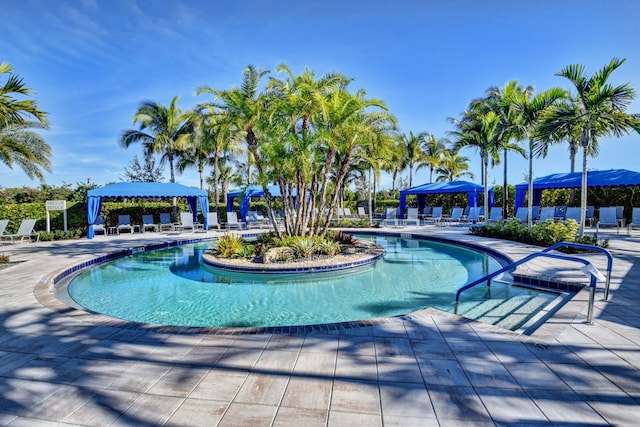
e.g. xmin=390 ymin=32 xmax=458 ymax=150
xmin=34 ymin=230 xmax=587 ymax=344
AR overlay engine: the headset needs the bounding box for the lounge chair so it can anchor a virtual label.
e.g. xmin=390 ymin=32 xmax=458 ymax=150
xmin=246 ymin=210 xmax=267 ymax=229
xmin=226 ymin=211 xmax=245 ymax=230
xmin=2 ymin=219 xmax=39 ymax=244
xmin=207 ymin=212 xmax=221 ymax=231
xmin=159 ymin=213 xmax=173 ymax=231
xmin=423 ymin=206 xmax=433 ymax=218
xmin=381 ymin=207 xmax=400 ymax=227
xmin=428 ymin=206 xmax=443 ymax=224
xmin=616 ymin=206 xmax=625 ymax=227
xmin=564 ymin=207 xmax=581 ymax=223
xmin=514 ymin=207 xmax=528 ymax=224
xmin=141 ymin=214 xmax=157 ymax=233
xmin=487 ymin=207 xmax=503 ymax=224
xmin=537 ymin=207 xmax=555 ymax=223
xmin=404 ymin=207 xmax=420 ymax=226
xmin=357 ymin=207 xmax=366 ymax=218
xmin=586 ymin=206 xmax=595 ymax=227
xmin=0 ymin=219 xmax=8 ymax=239
xmin=92 ymin=215 xmax=106 ymax=236
xmin=179 ymin=212 xmax=195 ymax=232
xmin=467 ymin=207 xmax=481 ymax=224
xmin=627 ymin=207 xmax=640 ymax=235
xmin=117 ymin=215 xmax=135 ymax=234
xmin=531 ymin=206 xmax=540 ymax=222
xmin=447 ymin=207 xmax=464 ymax=224
xmin=597 ymin=207 xmax=619 ymax=234
xmin=343 ymin=208 xmax=354 ymax=218
xmin=554 ymin=206 xmax=567 ymax=221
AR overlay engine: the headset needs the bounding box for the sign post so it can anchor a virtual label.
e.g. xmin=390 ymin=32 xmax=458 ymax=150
xmin=45 ymin=200 xmax=67 ymax=235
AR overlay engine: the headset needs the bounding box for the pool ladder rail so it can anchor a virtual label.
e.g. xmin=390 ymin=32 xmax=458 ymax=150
xmin=455 ymin=242 xmax=613 ymax=325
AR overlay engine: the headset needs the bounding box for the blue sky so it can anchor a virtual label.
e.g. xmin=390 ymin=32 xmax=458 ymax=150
xmin=2 ymin=0 xmax=639 ymax=190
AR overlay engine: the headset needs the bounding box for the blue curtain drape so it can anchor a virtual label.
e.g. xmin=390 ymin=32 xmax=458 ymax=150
xmin=398 ymin=194 xmax=407 ymax=219
xmin=198 ymin=195 xmax=209 ymax=229
xmin=86 ymin=196 xmax=102 ymax=239
xmin=417 ymin=195 xmax=426 ymax=214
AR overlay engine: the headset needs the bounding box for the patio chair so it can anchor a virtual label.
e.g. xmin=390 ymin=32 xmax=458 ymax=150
xmin=616 ymin=206 xmax=625 ymax=227
xmin=531 ymin=206 xmax=540 ymax=222
xmin=586 ymin=206 xmax=595 ymax=227
xmin=159 ymin=213 xmax=173 ymax=231
xmin=381 ymin=207 xmax=400 ymax=227
xmin=357 ymin=206 xmax=366 ymax=217
xmin=404 ymin=207 xmax=420 ymax=226
xmin=447 ymin=207 xmax=464 ymax=224
xmin=564 ymin=207 xmax=581 ymax=223
xmin=514 ymin=207 xmax=528 ymax=224
xmin=117 ymin=215 xmax=134 ymax=234
xmin=467 ymin=207 xmax=481 ymax=224
xmin=0 ymin=219 xmax=8 ymax=239
xmin=423 ymin=206 xmax=433 ymax=217
xmin=226 ymin=211 xmax=245 ymax=230
xmin=554 ymin=206 xmax=567 ymax=221
xmin=536 ymin=207 xmax=555 ymax=223
xmin=343 ymin=208 xmax=353 ymax=218
xmin=428 ymin=206 xmax=443 ymax=224
xmin=246 ymin=211 xmax=263 ymax=229
xmin=2 ymin=219 xmax=39 ymax=244
xmin=597 ymin=207 xmax=619 ymax=234
xmin=141 ymin=214 xmax=157 ymax=233
xmin=487 ymin=207 xmax=503 ymax=224
xmin=627 ymin=207 xmax=640 ymax=235
xmin=92 ymin=215 xmax=106 ymax=236
xmin=206 ymin=212 xmax=221 ymax=231
xmin=179 ymin=212 xmax=195 ymax=232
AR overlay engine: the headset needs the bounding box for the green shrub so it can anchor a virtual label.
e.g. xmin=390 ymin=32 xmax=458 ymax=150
xmin=316 ymin=239 xmax=341 ymax=256
xmin=212 ymin=233 xmax=245 ymax=258
xmin=287 ymin=237 xmax=319 ymax=258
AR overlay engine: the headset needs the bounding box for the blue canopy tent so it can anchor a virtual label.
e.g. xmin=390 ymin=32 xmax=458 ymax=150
xmin=398 ymin=180 xmax=493 ymax=218
xmin=226 ymin=184 xmax=298 ymax=221
xmin=514 ymin=169 xmax=640 ymax=209
xmin=86 ymin=182 xmax=209 ymax=238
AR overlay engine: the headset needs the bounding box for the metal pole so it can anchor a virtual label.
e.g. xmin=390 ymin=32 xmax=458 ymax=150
xmin=586 ymin=276 xmax=596 ymax=325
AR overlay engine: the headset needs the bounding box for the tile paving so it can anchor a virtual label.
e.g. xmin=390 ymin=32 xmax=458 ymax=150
xmin=0 ymin=225 xmax=639 ymax=425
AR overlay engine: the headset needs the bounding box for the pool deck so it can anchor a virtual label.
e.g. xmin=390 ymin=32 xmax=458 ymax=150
xmin=0 ymin=225 xmax=639 ymax=426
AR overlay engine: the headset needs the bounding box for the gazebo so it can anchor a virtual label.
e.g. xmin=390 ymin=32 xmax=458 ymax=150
xmin=86 ymin=182 xmax=209 ymax=238
xmin=226 ymin=185 xmax=298 ymax=221
xmin=398 ymin=180 xmax=492 ymax=218
xmin=514 ymin=169 xmax=640 ymax=208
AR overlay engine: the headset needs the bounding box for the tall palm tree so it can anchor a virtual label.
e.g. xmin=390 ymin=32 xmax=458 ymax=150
xmin=421 ymin=134 xmax=446 ymax=183
xmin=0 ymin=62 xmax=50 ymax=181
xmin=449 ymin=106 xmax=502 ymax=223
xmin=385 ymin=138 xmax=407 ymax=191
xmin=400 ymin=130 xmax=427 ymax=188
xmin=435 ymin=149 xmax=474 ymax=182
xmin=538 ymin=58 xmax=640 ymax=236
xmin=120 ymin=96 xmax=193 ymax=184
xmin=509 ymin=86 xmax=568 ymax=228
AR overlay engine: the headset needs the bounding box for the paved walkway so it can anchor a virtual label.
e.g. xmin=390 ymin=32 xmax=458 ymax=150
xmin=0 ymin=226 xmax=639 ymax=426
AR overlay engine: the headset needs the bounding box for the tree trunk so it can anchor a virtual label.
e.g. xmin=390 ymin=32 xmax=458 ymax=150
xmin=579 ymin=130 xmax=589 ymax=237
xmin=527 ymin=139 xmax=534 ymax=230
xmin=503 ymin=148 xmax=508 ymax=217
xmin=483 ymin=155 xmax=489 ymax=225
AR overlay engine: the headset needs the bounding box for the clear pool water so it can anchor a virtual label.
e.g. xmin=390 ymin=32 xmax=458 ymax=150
xmin=67 ymin=235 xmax=557 ymax=329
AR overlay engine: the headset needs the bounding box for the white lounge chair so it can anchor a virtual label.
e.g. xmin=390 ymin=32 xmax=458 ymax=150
xmin=207 ymin=212 xmax=221 ymax=231
xmin=627 ymin=207 xmax=640 ymax=235
xmin=2 ymin=219 xmax=39 ymax=244
xmin=343 ymin=208 xmax=354 ymax=218
xmin=226 ymin=211 xmax=245 ymax=230
xmin=597 ymin=207 xmax=619 ymax=234
xmin=179 ymin=212 xmax=195 ymax=232
xmin=0 ymin=219 xmax=9 ymax=239
xmin=141 ymin=214 xmax=157 ymax=233
xmin=404 ymin=207 xmax=420 ymax=226
xmin=117 ymin=215 xmax=135 ymax=234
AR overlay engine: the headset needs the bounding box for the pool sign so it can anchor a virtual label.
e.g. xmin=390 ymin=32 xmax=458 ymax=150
xmin=45 ymin=200 xmax=67 ymax=234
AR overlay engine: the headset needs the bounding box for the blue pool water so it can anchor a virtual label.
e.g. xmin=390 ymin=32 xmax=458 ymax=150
xmin=67 ymin=235 xmax=557 ymax=329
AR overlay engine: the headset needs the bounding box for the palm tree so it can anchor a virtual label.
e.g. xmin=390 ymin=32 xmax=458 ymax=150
xmin=508 ymin=86 xmax=568 ymax=229
xmin=400 ymin=130 xmax=427 ymax=188
xmin=538 ymin=58 xmax=640 ymax=236
xmin=0 ymin=62 xmax=50 ymax=181
xmin=449 ymin=105 xmax=502 ymax=223
xmin=435 ymin=149 xmax=474 ymax=182
xmin=0 ymin=121 xmax=51 ymax=181
xmin=421 ymin=134 xmax=446 ymax=183
xmin=120 ymin=96 xmax=193 ymax=184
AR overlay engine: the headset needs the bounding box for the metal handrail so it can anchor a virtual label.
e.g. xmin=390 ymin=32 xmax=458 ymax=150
xmin=455 ymin=243 xmax=610 ymax=324
xmin=541 ymin=242 xmax=613 ymax=301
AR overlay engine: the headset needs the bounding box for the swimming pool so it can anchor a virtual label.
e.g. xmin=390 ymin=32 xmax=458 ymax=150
xmin=65 ymin=234 xmax=558 ymax=329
